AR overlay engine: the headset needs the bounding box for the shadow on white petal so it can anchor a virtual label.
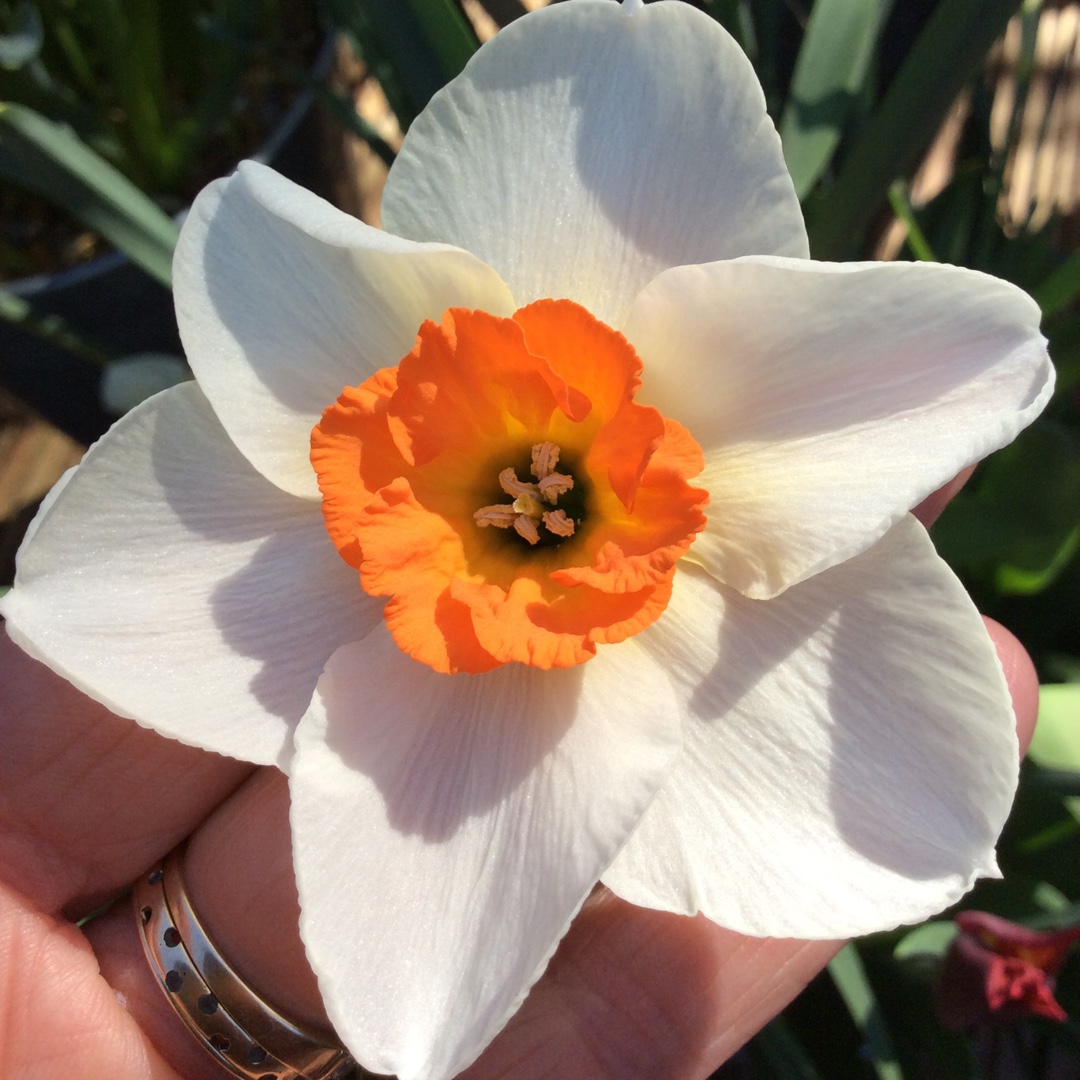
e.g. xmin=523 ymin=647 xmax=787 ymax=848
xmin=822 ymin=584 xmax=1014 ymax=880
xmin=207 ymin=531 xmax=379 ymax=734
xmin=386 ymin=1 xmax=804 ymax=326
xmin=556 ymin=34 xmax=793 ymax=270
xmin=144 ymin=387 xmax=380 ymax=741
xmin=312 ymin=636 xmax=582 ymax=841
xmin=668 ymin=521 xmax=1013 ymax=900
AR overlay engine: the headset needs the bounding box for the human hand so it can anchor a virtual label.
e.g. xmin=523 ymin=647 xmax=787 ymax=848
xmin=0 ymin=480 xmax=1039 ymax=1080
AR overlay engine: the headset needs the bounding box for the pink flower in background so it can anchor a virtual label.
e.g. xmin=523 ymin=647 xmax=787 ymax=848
xmin=938 ymin=910 xmax=1080 ymax=1029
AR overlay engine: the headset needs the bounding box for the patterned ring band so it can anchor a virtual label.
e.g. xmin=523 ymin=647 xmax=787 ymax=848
xmin=133 ymin=845 xmax=357 ymax=1080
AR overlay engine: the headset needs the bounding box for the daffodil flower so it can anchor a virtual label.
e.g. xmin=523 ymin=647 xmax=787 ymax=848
xmin=0 ymin=1 xmax=1054 ymax=1077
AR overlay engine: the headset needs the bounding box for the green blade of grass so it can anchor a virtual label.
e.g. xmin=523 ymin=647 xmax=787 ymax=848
xmin=313 ymin=81 xmax=396 ymax=167
xmin=750 ymin=1015 xmax=825 ymax=1080
xmin=0 ymin=102 xmax=178 ymax=285
xmin=779 ymin=0 xmax=894 ymax=198
xmin=887 ymin=179 xmax=937 ymax=261
xmin=807 ymin=0 xmax=1020 ymax=259
xmin=404 ymin=0 xmax=478 ymax=84
xmin=0 ymin=286 xmax=112 ymax=366
xmin=829 ymin=944 xmax=905 ymax=1080
xmin=323 ymin=0 xmax=449 ymax=125
xmin=1034 ymin=250 xmax=1080 ymax=317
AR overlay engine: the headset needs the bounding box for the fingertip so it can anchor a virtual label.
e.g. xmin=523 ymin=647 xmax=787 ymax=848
xmin=983 ymin=617 xmax=1039 ymax=754
xmin=912 ymin=465 xmax=976 ymax=528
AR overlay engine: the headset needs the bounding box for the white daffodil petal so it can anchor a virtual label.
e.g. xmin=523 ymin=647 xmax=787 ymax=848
xmin=627 ymin=256 xmax=1053 ymax=597
xmin=174 ymin=161 xmax=516 ymax=499
xmin=382 ymin=0 xmax=805 ymax=330
xmin=602 ymin=517 xmax=1018 ymax=939
xmin=290 ymin=627 xmax=682 ymax=1080
xmin=1 ymin=383 xmax=379 ymax=767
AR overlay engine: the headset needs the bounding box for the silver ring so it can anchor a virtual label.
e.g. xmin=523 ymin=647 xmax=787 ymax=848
xmin=133 ymin=845 xmax=359 ymax=1080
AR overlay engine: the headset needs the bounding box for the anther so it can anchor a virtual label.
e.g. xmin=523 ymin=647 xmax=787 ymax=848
xmin=538 ymin=472 xmax=574 ymax=503
xmin=513 ymin=515 xmax=541 ymax=545
xmin=475 ymin=505 xmax=520 ymax=529
xmin=499 ymin=468 xmax=541 ymax=501
xmin=532 ymin=442 xmax=560 ymax=480
xmin=542 ymin=509 xmax=575 ymax=538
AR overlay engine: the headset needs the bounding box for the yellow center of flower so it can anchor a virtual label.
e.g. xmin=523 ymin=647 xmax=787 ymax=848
xmin=310 ymin=299 xmax=708 ymax=674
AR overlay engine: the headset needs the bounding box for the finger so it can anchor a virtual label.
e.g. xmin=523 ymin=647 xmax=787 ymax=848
xmin=984 ymin=615 xmax=1039 ymax=754
xmin=0 ymin=633 xmax=252 ymax=917
xmin=82 ymin=769 xmax=316 ymax=1080
xmin=911 ymin=466 xmax=980 ymax=529
xmin=912 ymin=465 xmax=975 ymax=528
xmin=462 ymin=894 xmax=842 ymax=1080
xmin=0 ymin=877 xmax=191 ymax=1080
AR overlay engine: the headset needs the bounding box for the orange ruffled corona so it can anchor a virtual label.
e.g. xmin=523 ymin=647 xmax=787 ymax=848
xmin=311 ymin=299 xmax=708 ymax=674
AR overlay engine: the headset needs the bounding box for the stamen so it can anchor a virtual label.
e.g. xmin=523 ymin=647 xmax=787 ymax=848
xmin=542 ymin=509 xmax=575 ymax=538
xmin=513 ymin=515 xmax=541 ymax=545
xmin=531 ymin=442 xmax=560 ymax=480
xmin=475 ymin=505 xmax=521 ymax=529
xmin=499 ymin=468 xmax=541 ymax=501
xmin=538 ymin=472 xmax=574 ymax=504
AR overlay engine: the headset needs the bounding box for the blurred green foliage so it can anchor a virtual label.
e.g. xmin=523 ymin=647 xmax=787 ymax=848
xmin=0 ymin=0 xmax=314 ymax=284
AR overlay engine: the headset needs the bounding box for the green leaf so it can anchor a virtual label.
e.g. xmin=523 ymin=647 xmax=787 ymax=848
xmin=1026 ymin=764 xmax=1080 ymax=801
xmin=1017 ymin=816 xmax=1080 ymax=853
xmin=828 ymin=944 xmax=905 ymax=1080
xmin=1030 ymin=685 xmax=1080 ymax=772
xmin=1032 ymin=880 xmax=1074 ymax=915
xmin=324 ymin=0 xmax=450 ymax=125
xmin=995 ymin=528 xmax=1079 ymax=596
xmin=312 ymin=80 xmax=396 ymax=167
xmin=779 ymin=0 xmax=893 ymax=198
xmin=1034 ymin=250 xmax=1080 ymax=318
xmin=931 ymin=421 xmax=1080 ymax=593
xmin=893 ymin=921 xmax=956 ymax=960
xmin=886 ymin=179 xmax=937 ymax=261
xmin=1029 ymin=684 xmax=1080 ymax=821
xmin=749 ymin=1015 xmax=824 ymax=1080
xmin=404 ymin=0 xmax=478 ymax=84
xmin=0 ymin=287 xmax=112 ymax=366
xmin=77 ymin=0 xmax=172 ymax=189
xmin=807 ymin=0 xmax=1020 ymax=259
xmin=702 ymin=0 xmax=751 ymax=57
xmin=0 ymin=102 xmax=178 ymax=286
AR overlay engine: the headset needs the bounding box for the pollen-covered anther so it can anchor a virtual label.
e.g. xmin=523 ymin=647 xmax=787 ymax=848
xmin=537 ymin=472 xmax=574 ymax=504
xmin=513 ymin=515 xmax=541 ymax=545
xmin=498 ymin=468 xmax=540 ymax=501
xmin=531 ymin=441 xmax=560 ymax=479
xmin=474 ymin=505 xmax=520 ymax=530
xmin=542 ymin=509 xmax=575 ymax=538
